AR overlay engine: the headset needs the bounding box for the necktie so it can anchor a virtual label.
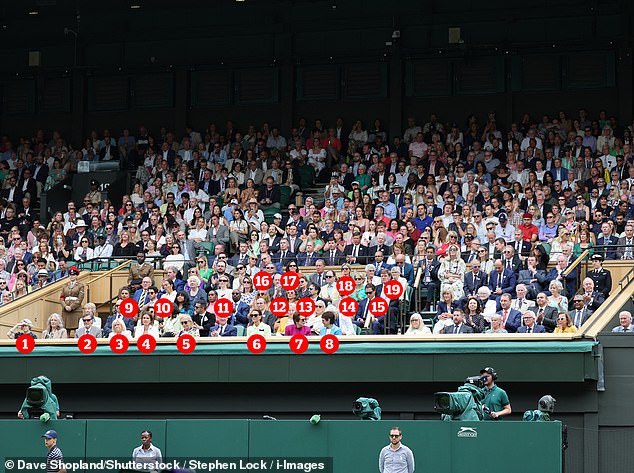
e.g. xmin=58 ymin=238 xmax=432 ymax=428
xmin=623 ymin=327 xmax=627 ymax=332
xmin=453 ymin=325 xmax=459 ymax=334
xmin=527 ymin=327 xmax=532 ymax=333
xmin=220 ymin=325 xmax=224 ymax=335
xmin=575 ymin=310 xmax=582 ymax=327
xmin=502 ymin=310 xmax=508 ymax=327
xmin=354 ymin=246 xmax=359 ymax=258
xmin=330 ymin=251 xmax=335 ymax=265
xmin=140 ymin=290 xmax=147 ymax=304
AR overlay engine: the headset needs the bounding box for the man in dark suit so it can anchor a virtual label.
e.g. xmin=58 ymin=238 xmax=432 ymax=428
xmin=353 ymin=285 xmax=375 ymax=328
xmin=570 ymin=295 xmax=594 ymax=328
xmin=322 ymin=240 xmax=344 ymax=267
xmin=394 ymin=254 xmax=415 ymax=286
xmin=488 ymin=259 xmax=517 ymax=299
xmin=99 ymin=136 xmax=119 ymax=161
xmin=372 ymin=250 xmax=392 ymax=276
xmin=344 ymin=233 xmax=369 ymax=265
xmin=516 ymin=311 xmax=546 ymax=333
xmin=17 ymin=168 xmax=37 ymax=202
xmin=258 ymin=177 xmax=281 ymax=209
xmin=160 ymin=142 xmax=176 ymax=167
xmin=368 ymin=233 xmax=393 ymax=257
xmin=518 ymin=255 xmax=548 ymax=299
xmin=2 ymin=175 xmax=22 ymax=204
xmin=464 ymin=260 xmax=488 ymax=297
xmin=500 ymin=246 xmax=522 ymax=275
xmin=529 ymin=293 xmax=559 ymax=332
xmin=30 ymin=155 xmax=49 ymax=186
xmin=511 ymin=229 xmax=531 ymax=258
xmin=419 ymin=246 xmax=441 ymax=308
xmin=298 ymin=241 xmax=319 ymax=267
xmin=209 ymin=316 xmax=237 ymax=337
xmin=596 ymin=222 xmax=618 ymax=260
xmin=274 ymin=238 xmax=297 ymax=267
xmin=586 ymin=254 xmax=612 ymax=299
xmin=497 ymin=293 xmax=522 ymax=333
xmin=579 ymin=277 xmax=606 ymax=311
xmin=443 ymin=310 xmax=474 ymax=334
xmin=545 ymin=255 xmax=579 ymax=300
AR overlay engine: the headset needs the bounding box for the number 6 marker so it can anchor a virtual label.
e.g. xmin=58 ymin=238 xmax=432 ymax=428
xmin=247 ymin=334 xmax=267 ymax=354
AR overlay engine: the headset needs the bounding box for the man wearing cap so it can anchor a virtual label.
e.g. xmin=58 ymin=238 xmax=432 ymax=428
xmin=494 ymin=213 xmax=515 ymax=243
xmin=480 ymin=367 xmax=512 ymax=420
xmin=42 ymin=430 xmax=66 ymax=473
xmin=389 ymin=183 xmax=405 ymax=208
xmin=519 ymin=213 xmax=539 ymax=242
xmin=59 ymin=266 xmax=85 ymax=332
xmin=587 ymin=254 xmax=612 ymax=299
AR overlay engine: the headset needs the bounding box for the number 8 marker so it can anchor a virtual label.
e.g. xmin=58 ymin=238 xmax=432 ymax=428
xmin=320 ymin=334 xmax=339 ymax=354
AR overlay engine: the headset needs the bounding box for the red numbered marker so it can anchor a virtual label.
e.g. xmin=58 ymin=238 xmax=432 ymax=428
xmin=109 ymin=334 xmax=129 ymax=354
xmin=154 ymin=299 xmax=173 ymax=318
xmin=137 ymin=334 xmax=156 ymax=354
xmin=213 ymin=299 xmax=234 ymax=318
xmin=78 ymin=334 xmax=97 ymax=354
xmin=297 ymin=297 xmax=316 ymax=317
xmin=271 ymin=297 xmax=289 ymax=317
xmin=383 ymin=280 xmax=404 ymax=300
xmin=280 ymin=272 xmax=300 ymax=291
xmin=253 ymin=271 xmax=273 ymax=291
xmin=339 ymin=297 xmax=359 ymax=317
xmin=289 ymin=334 xmax=309 ymax=354
xmin=369 ymin=297 xmax=388 ymax=316
xmin=320 ymin=334 xmax=340 ymax=354
xmin=177 ymin=334 xmax=196 ymax=354
xmin=16 ymin=334 xmax=35 ymax=354
xmin=247 ymin=334 xmax=267 ymax=354
xmin=336 ymin=276 xmax=355 ymax=297
xmin=120 ymin=298 xmax=139 ymax=318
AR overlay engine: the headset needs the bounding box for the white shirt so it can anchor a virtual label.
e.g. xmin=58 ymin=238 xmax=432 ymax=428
xmin=131 ymin=444 xmax=163 ymax=471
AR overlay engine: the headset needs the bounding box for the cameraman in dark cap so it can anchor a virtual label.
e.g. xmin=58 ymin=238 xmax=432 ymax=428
xmin=480 ymin=366 xmax=512 ymax=420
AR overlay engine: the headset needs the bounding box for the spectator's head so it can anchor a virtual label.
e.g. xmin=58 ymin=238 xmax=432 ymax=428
xmin=536 ymin=292 xmax=548 ymax=307
xmin=321 ymin=311 xmax=335 ymax=328
xmin=618 ymin=311 xmax=632 ymax=328
xmin=494 ymin=259 xmax=504 ymax=273
xmin=582 ymin=278 xmax=595 ymax=294
xmin=523 ymin=311 xmax=537 ymax=327
xmin=499 ymin=293 xmax=512 ymax=309
xmin=452 ymin=309 xmax=464 ymax=325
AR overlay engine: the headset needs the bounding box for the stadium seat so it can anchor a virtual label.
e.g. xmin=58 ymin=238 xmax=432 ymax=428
xmin=235 ymin=325 xmax=246 ymax=336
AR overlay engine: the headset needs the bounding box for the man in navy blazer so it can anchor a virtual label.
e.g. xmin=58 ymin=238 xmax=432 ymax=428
xmin=497 ymin=293 xmax=522 ymax=333
xmin=133 ymin=277 xmax=153 ymax=306
xmin=596 ymin=222 xmax=619 ymax=260
xmin=464 ymin=260 xmax=488 ymax=296
xmin=209 ymin=316 xmax=237 ymax=337
xmin=353 ymin=284 xmax=376 ymax=328
xmin=394 ymin=255 xmax=415 ymax=286
xmin=516 ymin=311 xmax=546 ymax=333
xmin=488 ymin=259 xmax=516 ymax=299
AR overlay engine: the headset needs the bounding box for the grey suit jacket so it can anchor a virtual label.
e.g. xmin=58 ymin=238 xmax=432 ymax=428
xmin=207 ymin=225 xmax=230 ymax=247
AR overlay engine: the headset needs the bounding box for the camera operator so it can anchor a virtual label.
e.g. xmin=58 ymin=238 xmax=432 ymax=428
xmin=480 ymin=367 xmax=512 ymax=420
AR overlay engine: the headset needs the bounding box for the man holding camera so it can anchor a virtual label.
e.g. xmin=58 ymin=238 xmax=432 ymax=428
xmin=481 ymin=367 xmax=512 ymax=420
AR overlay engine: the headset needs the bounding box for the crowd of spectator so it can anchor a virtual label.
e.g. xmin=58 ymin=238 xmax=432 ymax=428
xmin=2 ymin=108 xmax=633 ymax=339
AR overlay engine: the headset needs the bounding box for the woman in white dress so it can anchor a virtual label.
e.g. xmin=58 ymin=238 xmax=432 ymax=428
xmin=437 ymin=244 xmax=466 ymax=300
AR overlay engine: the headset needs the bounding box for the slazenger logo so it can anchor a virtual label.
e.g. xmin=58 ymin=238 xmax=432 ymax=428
xmin=457 ymin=427 xmax=478 ymax=438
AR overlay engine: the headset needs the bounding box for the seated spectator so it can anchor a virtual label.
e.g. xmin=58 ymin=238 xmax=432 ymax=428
xmin=547 ymin=280 xmax=568 ymax=313
xmin=178 ymin=314 xmax=200 ymax=338
xmin=75 ymin=313 xmax=102 ymax=338
xmin=319 ymin=311 xmax=342 ymax=336
xmin=516 ymin=311 xmax=545 ymax=333
xmin=463 ymin=296 xmax=487 ymax=333
xmin=79 ymin=302 xmax=102 ymax=330
xmin=555 ymin=312 xmax=578 ymax=333
xmin=484 ymin=314 xmax=507 ymax=334
xmin=135 ymin=310 xmax=160 ymax=339
xmin=442 ymin=309 xmax=474 ymax=334
xmin=612 ymin=311 xmax=634 ymax=333
xmin=246 ymin=310 xmax=272 ymax=337
xmin=42 ymin=313 xmax=68 ymax=339
xmin=404 ymin=313 xmax=431 ymax=335
xmin=284 ymin=310 xmax=311 ymax=337
xmin=108 ymin=318 xmax=132 ymax=340
xmin=7 ymin=318 xmax=37 ymax=339
xmin=578 ymin=278 xmax=605 ymax=311
xmin=570 ymin=294 xmax=593 ymax=328
xmin=210 ymin=315 xmax=237 ymax=337
xmin=529 ymin=292 xmax=559 ymax=333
